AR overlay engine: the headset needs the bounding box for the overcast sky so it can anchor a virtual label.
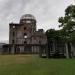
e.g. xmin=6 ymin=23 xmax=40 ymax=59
xmin=0 ymin=0 xmax=74 ymax=43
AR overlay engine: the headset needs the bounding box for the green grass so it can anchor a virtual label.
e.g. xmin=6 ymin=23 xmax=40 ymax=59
xmin=0 ymin=55 xmax=75 ymax=75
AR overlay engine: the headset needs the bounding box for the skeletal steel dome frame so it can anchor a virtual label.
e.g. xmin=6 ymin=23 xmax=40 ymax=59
xmin=20 ymin=14 xmax=36 ymax=20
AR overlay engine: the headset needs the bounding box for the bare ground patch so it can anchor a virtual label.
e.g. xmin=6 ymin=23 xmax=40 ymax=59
xmin=0 ymin=54 xmax=37 ymax=65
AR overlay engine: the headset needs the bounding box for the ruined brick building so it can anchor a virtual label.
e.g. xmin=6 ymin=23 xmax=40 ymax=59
xmin=9 ymin=14 xmax=47 ymax=54
xmin=1 ymin=14 xmax=75 ymax=58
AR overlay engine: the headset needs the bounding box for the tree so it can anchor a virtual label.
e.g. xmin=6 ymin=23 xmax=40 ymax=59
xmin=46 ymin=29 xmax=65 ymax=58
xmin=58 ymin=5 xmax=75 ymax=42
xmin=45 ymin=5 xmax=75 ymax=58
xmin=58 ymin=5 xmax=75 ymax=58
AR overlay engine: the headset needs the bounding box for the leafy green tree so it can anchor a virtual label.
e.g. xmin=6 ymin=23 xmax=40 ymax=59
xmin=58 ymin=5 xmax=75 ymax=42
xmin=46 ymin=5 xmax=75 ymax=58
xmin=58 ymin=5 xmax=75 ymax=58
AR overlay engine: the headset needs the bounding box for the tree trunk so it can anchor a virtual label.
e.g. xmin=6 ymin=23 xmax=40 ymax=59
xmin=46 ymin=44 xmax=50 ymax=58
xmin=70 ymin=43 xmax=74 ymax=58
xmin=65 ymin=43 xmax=69 ymax=59
xmin=53 ymin=41 xmax=56 ymax=53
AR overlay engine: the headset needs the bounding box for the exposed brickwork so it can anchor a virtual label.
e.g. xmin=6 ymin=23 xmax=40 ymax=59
xmin=9 ymin=14 xmax=47 ymax=54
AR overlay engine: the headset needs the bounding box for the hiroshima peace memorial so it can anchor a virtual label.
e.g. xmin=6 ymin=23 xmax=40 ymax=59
xmin=0 ymin=2 xmax=75 ymax=59
xmin=0 ymin=2 xmax=75 ymax=56
xmin=0 ymin=0 xmax=75 ymax=75
xmin=9 ymin=14 xmax=47 ymax=54
xmin=0 ymin=9 xmax=75 ymax=58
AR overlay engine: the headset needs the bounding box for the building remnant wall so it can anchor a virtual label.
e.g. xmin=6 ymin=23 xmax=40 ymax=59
xmin=9 ymin=14 xmax=47 ymax=54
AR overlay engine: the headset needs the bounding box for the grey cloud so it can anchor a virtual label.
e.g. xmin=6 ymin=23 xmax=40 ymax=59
xmin=0 ymin=0 xmax=29 ymax=18
xmin=0 ymin=0 xmax=74 ymax=42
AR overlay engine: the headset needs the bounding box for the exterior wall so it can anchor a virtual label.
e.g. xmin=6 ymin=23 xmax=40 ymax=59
xmin=9 ymin=14 xmax=47 ymax=54
xmin=0 ymin=43 xmax=6 ymax=54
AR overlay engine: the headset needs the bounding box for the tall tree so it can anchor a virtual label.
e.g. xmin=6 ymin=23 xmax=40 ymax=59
xmin=58 ymin=5 xmax=75 ymax=42
xmin=58 ymin=5 xmax=75 ymax=58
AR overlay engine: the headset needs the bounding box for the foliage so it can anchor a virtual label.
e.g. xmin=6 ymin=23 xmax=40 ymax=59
xmin=58 ymin=5 xmax=75 ymax=29
xmin=46 ymin=29 xmax=59 ymax=39
xmin=58 ymin=5 xmax=75 ymax=42
xmin=46 ymin=5 xmax=75 ymax=43
xmin=46 ymin=29 xmax=66 ymax=43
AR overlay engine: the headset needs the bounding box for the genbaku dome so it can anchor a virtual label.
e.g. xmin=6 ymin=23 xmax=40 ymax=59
xmin=9 ymin=14 xmax=47 ymax=54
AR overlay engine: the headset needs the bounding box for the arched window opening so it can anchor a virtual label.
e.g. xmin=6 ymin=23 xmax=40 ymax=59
xmin=24 ymin=33 xmax=27 ymax=39
xmin=24 ymin=27 xmax=26 ymax=30
xmin=24 ymin=41 xmax=27 ymax=44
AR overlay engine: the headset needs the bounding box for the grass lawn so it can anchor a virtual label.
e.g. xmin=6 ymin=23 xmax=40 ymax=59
xmin=0 ymin=55 xmax=75 ymax=75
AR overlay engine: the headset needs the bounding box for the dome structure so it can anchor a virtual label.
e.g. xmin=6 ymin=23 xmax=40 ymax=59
xmin=20 ymin=14 xmax=36 ymax=20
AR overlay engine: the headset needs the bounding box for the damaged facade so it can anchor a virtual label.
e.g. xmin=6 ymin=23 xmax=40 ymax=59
xmin=8 ymin=14 xmax=47 ymax=54
xmin=1 ymin=14 xmax=75 ymax=59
